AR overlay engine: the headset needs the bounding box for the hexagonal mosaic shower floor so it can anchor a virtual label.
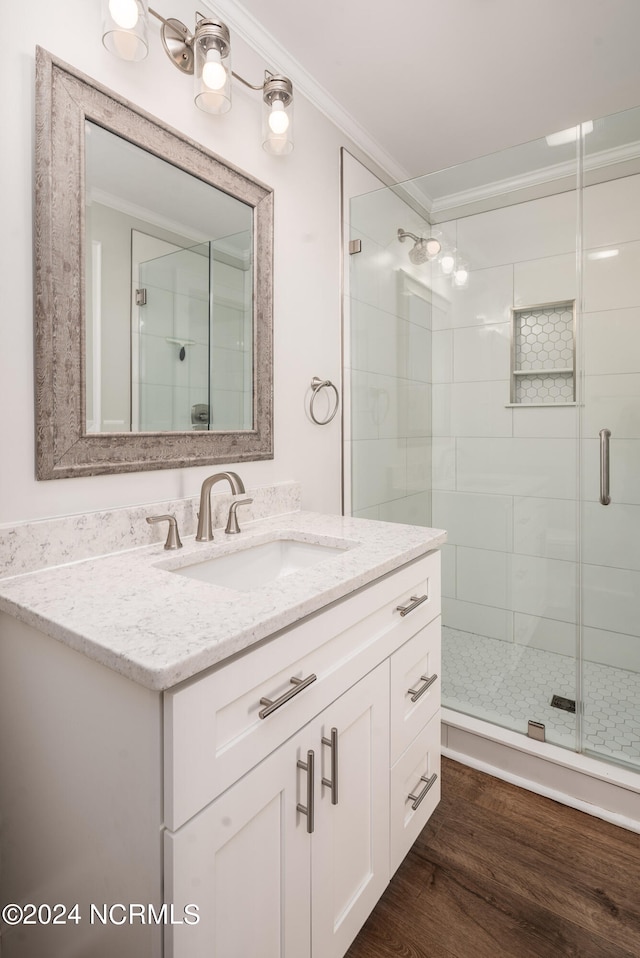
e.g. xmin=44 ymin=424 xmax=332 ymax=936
xmin=442 ymin=626 xmax=640 ymax=768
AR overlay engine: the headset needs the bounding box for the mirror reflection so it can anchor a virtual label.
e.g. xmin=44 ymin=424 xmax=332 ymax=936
xmin=84 ymin=121 xmax=253 ymax=434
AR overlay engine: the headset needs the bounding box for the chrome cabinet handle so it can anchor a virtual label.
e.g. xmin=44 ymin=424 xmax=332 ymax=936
xmin=297 ymin=750 xmax=315 ymax=833
xmin=408 ymin=772 xmax=438 ymax=811
xmin=321 ymin=727 xmax=339 ymax=805
xmin=407 ymin=673 xmax=438 ymax=703
xmin=599 ymin=428 xmax=611 ymax=505
xmin=259 ymin=674 xmax=317 ymax=719
xmin=396 ymin=594 xmax=428 ymax=617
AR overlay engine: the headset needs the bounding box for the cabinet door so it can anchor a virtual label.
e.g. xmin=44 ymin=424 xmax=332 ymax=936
xmin=312 ymin=663 xmax=390 ymax=958
xmin=165 ymin=727 xmax=312 ymax=958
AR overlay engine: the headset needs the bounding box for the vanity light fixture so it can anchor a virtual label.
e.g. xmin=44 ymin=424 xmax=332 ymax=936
xmin=101 ymin=2 xmax=294 ymax=154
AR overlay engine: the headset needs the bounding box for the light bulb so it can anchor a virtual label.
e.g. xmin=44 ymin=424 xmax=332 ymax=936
xmin=453 ymin=267 xmax=469 ymax=288
xmin=268 ymin=100 xmax=290 ymax=135
xmin=202 ymin=49 xmax=227 ymax=91
xmin=108 ymin=0 xmax=139 ymax=29
xmin=425 ymin=237 xmax=441 ymax=258
xmin=440 ymin=253 xmax=455 ymax=275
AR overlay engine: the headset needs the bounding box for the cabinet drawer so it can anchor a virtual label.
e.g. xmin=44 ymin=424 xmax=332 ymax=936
xmin=390 ymin=711 xmax=441 ymax=876
xmin=390 ymin=616 xmax=441 ymax=764
xmin=165 ymin=551 xmax=440 ymax=830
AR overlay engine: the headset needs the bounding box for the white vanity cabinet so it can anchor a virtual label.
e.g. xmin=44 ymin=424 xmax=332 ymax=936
xmin=166 ymin=664 xmax=389 ymax=958
xmin=163 ymin=549 xmax=442 ymax=958
xmin=0 ymin=547 xmax=441 ymax=958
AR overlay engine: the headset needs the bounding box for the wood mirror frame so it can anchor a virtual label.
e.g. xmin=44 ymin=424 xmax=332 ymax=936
xmin=34 ymin=47 xmax=273 ymax=479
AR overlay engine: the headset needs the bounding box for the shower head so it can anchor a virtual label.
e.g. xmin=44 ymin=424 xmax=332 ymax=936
xmin=397 ymin=228 xmax=441 ymax=264
xmin=409 ymin=240 xmax=429 ymax=265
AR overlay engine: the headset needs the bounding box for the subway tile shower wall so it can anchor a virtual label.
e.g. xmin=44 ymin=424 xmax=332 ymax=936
xmin=431 ymin=174 xmax=640 ymax=677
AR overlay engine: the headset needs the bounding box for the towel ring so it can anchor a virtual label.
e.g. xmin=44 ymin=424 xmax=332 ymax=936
xmin=310 ymin=377 xmax=339 ymax=425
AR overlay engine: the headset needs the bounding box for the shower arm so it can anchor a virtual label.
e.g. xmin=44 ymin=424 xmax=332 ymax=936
xmin=397 ymin=228 xmax=421 ymax=244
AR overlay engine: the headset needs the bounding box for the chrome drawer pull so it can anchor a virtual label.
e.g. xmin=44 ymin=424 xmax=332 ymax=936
xmin=407 ymin=673 xmax=438 ymax=703
xmin=259 ymin=674 xmax=317 ymax=719
xmin=321 ymin=727 xmax=339 ymax=805
xmin=408 ymin=772 xmax=438 ymax=811
xmin=396 ymin=594 xmax=428 ymax=617
xmin=297 ymin=750 xmax=315 ymax=833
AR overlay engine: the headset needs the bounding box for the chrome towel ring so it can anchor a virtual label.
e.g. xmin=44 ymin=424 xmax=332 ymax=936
xmin=309 ymin=377 xmax=339 ymax=425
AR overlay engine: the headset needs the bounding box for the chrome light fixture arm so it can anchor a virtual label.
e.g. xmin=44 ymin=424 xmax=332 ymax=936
xmin=147 ymin=9 xmax=292 ymax=104
xmin=104 ymin=3 xmax=294 ymax=150
xmin=148 ymin=7 xmax=196 ymax=72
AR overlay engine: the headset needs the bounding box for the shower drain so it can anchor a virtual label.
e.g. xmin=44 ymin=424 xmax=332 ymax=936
xmin=551 ymin=694 xmax=576 ymax=713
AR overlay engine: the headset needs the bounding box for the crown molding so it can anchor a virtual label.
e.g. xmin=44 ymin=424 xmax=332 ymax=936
xmin=198 ymin=4 xmax=640 ymax=223
xmin=201 ymin=0 xmax=414 ymax=185
xmin=88 ymin=187 xmax=211 ymax=242
xmin=88 ymin=189 xmax=250 ymax=266
xmin=430 ymin=139 xmax=640 ymax=216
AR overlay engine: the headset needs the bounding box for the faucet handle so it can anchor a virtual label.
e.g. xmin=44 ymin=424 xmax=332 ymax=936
xmin=225 ymin=498 xmax=254 ymax=535
xmin=146 ymin=514 xmax=183 ymax=550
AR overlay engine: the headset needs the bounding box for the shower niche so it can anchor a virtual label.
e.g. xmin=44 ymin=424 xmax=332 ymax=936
xmin=509 ymin=300 xmax=576 ymax=405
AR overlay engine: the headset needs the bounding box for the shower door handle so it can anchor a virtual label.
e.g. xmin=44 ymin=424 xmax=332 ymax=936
xmin=599 ymin=428 xmax=611 ymax=505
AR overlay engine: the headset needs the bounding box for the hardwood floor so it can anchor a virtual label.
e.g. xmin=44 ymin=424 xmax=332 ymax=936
xmin=347 ymin=757 xmax=640 ymax=958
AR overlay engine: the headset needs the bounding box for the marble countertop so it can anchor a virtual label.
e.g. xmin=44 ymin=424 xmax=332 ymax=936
xmin=0 ymin=511 xmax=446 ymax=691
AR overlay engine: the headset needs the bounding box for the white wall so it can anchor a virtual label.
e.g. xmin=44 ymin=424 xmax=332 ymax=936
xmin=1 ymin=0 xmax=351 ymax=524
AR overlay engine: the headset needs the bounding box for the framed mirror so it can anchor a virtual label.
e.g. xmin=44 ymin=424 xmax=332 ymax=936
xmin=35 ymin=48 xmax=273 ymax=479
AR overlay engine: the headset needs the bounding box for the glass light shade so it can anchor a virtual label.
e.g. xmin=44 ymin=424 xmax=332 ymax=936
xmin=263 ymin=94 xmax=294 ymax=155
xmin=452 ymin=261 xmax=469 ymax=288
xmin=194 ymin=24 xmax=232 ymax=115
xmin=424 ymin=237 xmax=441 ymax=259
xmin=268 ymin=100 xmax=290 ymax=135
xmin=440 ymin=251 xmax=456 ymax=275
xmin=202 ymin=49 xmax=227 ymax=91
xmin=102 ymin=0 xmax=148 ymax=62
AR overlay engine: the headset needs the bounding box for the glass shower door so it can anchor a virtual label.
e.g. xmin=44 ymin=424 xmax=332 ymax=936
xmin=579 ymin=107 xmax=640 ymax=769
xmin=135 ymin=243 xmax=210 ymax=431
xmin=347 ymin=136 xmax=583 ymax=751
xmin=346 ymin=188 xmax=434 ymax=527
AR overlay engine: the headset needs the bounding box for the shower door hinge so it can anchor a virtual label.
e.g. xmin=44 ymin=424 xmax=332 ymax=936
xmin=135 ymin=288 xmax=147 ymax=306
xmin=348 ymin=239 xmax=362 ymax=255
xmin=527 ymin=720 xmax=546 ymax=742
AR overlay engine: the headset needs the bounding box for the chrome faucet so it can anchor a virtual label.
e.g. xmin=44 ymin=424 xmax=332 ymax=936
xmin=196 ymin=472 xmax=246 ymax=542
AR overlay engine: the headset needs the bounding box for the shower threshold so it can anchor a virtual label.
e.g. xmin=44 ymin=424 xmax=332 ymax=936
xmin=442 ymin=706 xmax=640 ymax=834
xmin=442 ymin=627 xmax=640 ymax=768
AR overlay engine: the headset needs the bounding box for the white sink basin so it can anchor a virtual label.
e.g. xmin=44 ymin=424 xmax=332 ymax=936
xmin=172 ymin=538 xmax=349 ymax=592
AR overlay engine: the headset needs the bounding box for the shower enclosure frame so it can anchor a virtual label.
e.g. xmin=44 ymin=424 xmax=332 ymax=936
xmin=341 ymin=107 xmax=640 ymax=829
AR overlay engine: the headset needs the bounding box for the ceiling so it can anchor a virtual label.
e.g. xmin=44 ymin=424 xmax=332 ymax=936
xmin=86 ymin=122 xmax=252 ymax=248
xmin=215 ymin=0 xmax=640 ymax=181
